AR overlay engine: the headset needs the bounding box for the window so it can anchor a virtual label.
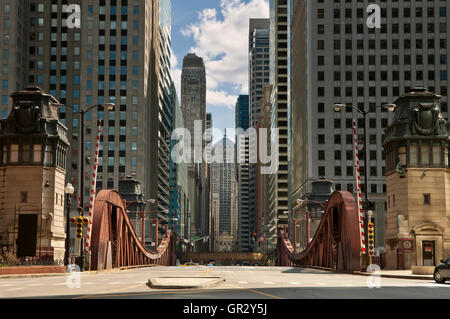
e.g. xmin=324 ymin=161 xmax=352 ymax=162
xmin=20 ymin=192 xmax=28 ymax=203
xmin=33 ymin=145 xmax=42 ymax=163
xmin=10 ymin=144 xmax=18 ymax=163
xmin=424 ymin=194 xmax=431 ymax=205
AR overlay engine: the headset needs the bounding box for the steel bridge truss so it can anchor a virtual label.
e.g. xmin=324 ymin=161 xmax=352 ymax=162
xmin=277 ymin=191 xmax=362 ymax=272
xmin=89 ymin=190 xmax=175 ymax=270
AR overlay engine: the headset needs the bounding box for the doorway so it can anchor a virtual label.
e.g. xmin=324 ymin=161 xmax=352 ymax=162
xmin=422 ymin=241 xmax=435 ymax=266
xmin=17 ymin=214 xmax=38 ymax=258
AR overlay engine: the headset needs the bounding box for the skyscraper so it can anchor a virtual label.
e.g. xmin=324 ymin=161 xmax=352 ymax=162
xmin=180 ymin=53 xmax=208 ymax=251
xmin=289 ymin=0 xmax=449 ymax=247
xmin=235 ymin=95 xmax=253 ymax=251
xmin=269 ymin=0 xmax=289 ymax=229
xmin=249 ymin=19 xmax=270 ymax=128
xmin=211 ymin=137 xmax=237 ymax=252
xmin=0 ymin=1 xmax=175 ymax=225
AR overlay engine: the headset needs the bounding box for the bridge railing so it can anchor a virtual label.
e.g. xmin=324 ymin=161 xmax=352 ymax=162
xmin=277 ymin=191 xmax=362 ymax=272
xmin=89 ymin=190 xmax=175 ymax=270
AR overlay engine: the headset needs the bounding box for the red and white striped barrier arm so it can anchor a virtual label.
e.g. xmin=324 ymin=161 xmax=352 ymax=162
xmin=353 ymin=119 xmax=366 ymax=254
xmin=85 ymin=120 xmax=103 ymax=254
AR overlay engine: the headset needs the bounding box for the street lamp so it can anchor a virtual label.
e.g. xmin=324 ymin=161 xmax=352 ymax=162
xmin=53 ymin=102 xmax=115 ymax=270
xmin=334 ymin=103 xmax=395 ymax=207
xmin=295 ymin=199 xmax=326 ymax=247
xmin=64 ymin=183 xmax=75 ymax=266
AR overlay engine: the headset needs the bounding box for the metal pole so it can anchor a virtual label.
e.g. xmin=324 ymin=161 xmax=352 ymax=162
xmin=141 ymin=213 xmax=145 ymax=245
xmin=155 ymin=218 xmax=159 ymax=249
xmin=306 ymin=211 xmax=310 ymax=244
xmin=363 ymin=110 xmax=369 ymax=203
xmin=293 ymin=219 xmax=296 ymax=253
xmin=64 ymin=194 xmax=71 ymax=266
xmin=78 ymin=109 xmax=85 ymax=271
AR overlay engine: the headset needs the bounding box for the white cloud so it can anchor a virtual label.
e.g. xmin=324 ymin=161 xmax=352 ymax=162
xmin=170 ymin=51 xmax=182 ymax=100
xmin=180 ymin=0 xmax=269 ymax=109
xmin=207 ymin=89 xmax=238 ymax=109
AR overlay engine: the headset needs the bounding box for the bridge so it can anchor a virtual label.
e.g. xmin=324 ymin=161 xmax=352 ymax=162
xmin=86 ymin=190 xmax=362 ymax=272
xmin=181 ymin=252 xmax=267 ymax=266
xmin=276 ymin=191 xmax=363 ymax=272
xmin=88 ymin=190 xmax=175 ymax=270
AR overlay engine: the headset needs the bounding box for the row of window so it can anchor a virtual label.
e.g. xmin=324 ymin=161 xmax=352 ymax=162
xmin=319 ymin=150 xmax=384 ymax=161
xmin=326 ymin=39 xmax=448 ymax=50
xmin=334 ymin=183 xmax=386 ymax=195
xmin=317 ymin=86 xmax=448 ymax=101
xmin=318 ymin=134 xmax=384 ymax=145
xmin=318 ymin=6 xmax=447 ymax=19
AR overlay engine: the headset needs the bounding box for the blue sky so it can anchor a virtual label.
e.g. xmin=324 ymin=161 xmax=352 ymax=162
xmin=170 ymin=0 xmax=269 ymax=142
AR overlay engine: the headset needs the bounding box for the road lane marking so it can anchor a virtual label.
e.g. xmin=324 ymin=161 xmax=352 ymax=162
xmin=264 ymin=282 xmax=274 ymax=284
xmin=238 ymin=281 xmax=248 ymax=284
xmin=227 ymin=283 xmax=283 ymax=300
xmin=109 ymin=282 xmax=123 ymax=285
xmin=6 ymin=288 xmax=23 ymax=291
xmin=73 ymin=284 xmax=146 ymax=299
xmin=289 ymin=282 xmax=299 ymax=285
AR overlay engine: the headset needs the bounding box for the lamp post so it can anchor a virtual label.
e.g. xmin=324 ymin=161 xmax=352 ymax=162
xmin=53 ymin=102 xmax=115 ymax=270
xmin=333 ymin=103 xmax=395 ymax=208
xmin=295 ymin=199 xmax=326 ymax=247
xmin=64 ymin=183 xmax=75 ymax=266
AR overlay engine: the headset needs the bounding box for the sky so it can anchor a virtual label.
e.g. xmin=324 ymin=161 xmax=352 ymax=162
xmin=170 ymin=0 xmax=270 ymax=143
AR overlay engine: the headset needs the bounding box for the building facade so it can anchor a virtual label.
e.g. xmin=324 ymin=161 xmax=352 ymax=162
xmin=269 ymin=0 xmax=290 ymax=229
xmin=289 ymin=0 xmax=449 ymax=249
xmin=235 ymin=95 xmax=253 ymax=251
xmin=383 ymin=88 xmax=450 ymax=271
xmin=211 ymin=137 xmax=238 ymax=252
xmin=249 ymin=19 xmax=270 ymax=129
xmin=180 ymin=53 xmax=208 ymax=251
xmin=0 ymin=87 xmax=70 ymax=261
xmin=0 ymin=2 xmax=176 ymax=238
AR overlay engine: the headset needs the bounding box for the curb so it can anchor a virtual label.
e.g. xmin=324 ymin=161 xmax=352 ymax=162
xmin=147 ymin=277 xmax=225 ymax=289
xmin=0 ymin=273 xmax=68 ymax=280
xmin=0 ymin=265 xmax=161 ymax=279
xmin=353 ymin=271 xmax=433 ymax=281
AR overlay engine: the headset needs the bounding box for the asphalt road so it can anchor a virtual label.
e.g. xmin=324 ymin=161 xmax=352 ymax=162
xmin=1 ymin=266 xmax=449 ymax=299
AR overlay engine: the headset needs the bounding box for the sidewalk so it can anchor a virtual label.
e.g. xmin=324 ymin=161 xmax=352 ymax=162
xmin=353 ymin=270 xmax=433 ymax=280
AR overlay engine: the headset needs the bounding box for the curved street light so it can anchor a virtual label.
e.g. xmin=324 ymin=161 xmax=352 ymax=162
xmin=64 ymin=183 xmax=75 ymax=266
xmin=53 ymin=102 xmax=115 ymax=271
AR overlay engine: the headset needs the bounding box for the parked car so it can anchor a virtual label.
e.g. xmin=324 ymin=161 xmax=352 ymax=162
xmin=433 ymin=258 xmax=450 ymax=283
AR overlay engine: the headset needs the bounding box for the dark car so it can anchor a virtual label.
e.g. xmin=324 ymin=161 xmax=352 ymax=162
xmin=433 ymin=258 xmax=450 ymax=283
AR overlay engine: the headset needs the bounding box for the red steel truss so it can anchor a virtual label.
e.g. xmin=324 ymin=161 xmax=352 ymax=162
xmin=276 ymin=191 xmax=362 ymax=272
xmin=89 ymin=190 xmax=175 ymax=270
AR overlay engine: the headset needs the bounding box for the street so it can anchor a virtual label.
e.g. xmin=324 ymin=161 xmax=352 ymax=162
xmin=0 ymin=266 xmax=449 ymax=299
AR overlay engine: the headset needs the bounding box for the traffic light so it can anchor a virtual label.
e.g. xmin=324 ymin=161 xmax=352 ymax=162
xmin=368 ymin=222 xmax=375 ymax=256
xmin=76 ymin=217 xmax=83 ymax=239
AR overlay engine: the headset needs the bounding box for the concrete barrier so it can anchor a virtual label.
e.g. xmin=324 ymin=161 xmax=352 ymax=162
xmin=412 ymin=266 xmax=435 ymax=275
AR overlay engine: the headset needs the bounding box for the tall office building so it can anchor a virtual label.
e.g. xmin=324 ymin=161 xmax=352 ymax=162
xmin=235 ymin=95 xmax=253 ymax=251
xmin=0 ymin=1 xmax=175 ymax=247
xmin=181 ymin=53 xmax=206 ymax=137
xmin=269 ymin=0 xmax=290 ymax=229
xmin=249 ymin=19 xmax=270 ymax=128
xmin=211 ymin=137 xmax=238 ymax=252
xmin=180 ymin=53 xmax=208 ymax=251
xmin=147 ymin=0 xmax=174 ymax=226
xmin=248 ymin=19 xmax=270 ymax=252
xmin=289 ymin=1 xmax=449 ymax=247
